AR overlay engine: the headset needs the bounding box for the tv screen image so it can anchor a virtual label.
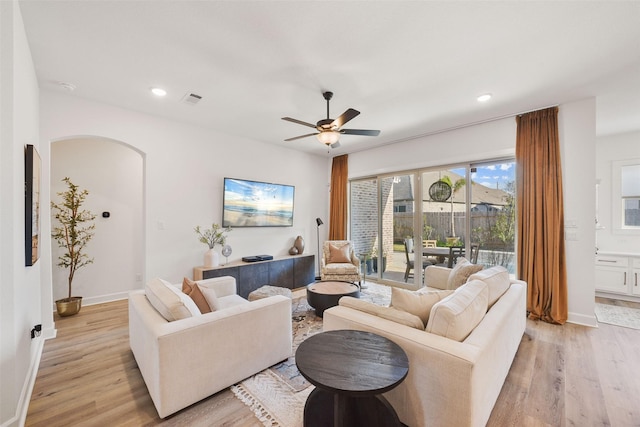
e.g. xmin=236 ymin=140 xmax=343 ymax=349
xmin=222 ymin=178 xmax=295 ymax=227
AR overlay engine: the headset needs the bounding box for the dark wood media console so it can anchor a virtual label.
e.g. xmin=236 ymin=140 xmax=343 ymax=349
xmin=193 ymin=254 xmax=315 ymax=299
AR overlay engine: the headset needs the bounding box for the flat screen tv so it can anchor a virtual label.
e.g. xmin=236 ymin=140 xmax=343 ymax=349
xmin=222 ymin=177 xmax=295 ymax=227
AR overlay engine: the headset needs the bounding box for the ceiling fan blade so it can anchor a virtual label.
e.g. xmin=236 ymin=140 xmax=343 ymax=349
xmin=284 ymin=132 xmax=318 ymax=142
xmin=282 ymin=117 xmax=317 ymax=129
xmin=340 ymin=129 xmax=381 ymax=136
xmin=331 ymin=108 xmax=360 ymax=128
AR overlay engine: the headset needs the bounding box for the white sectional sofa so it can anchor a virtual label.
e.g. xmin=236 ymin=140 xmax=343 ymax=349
xmin=128 ymin=276 xmax=292 ymax=418
xmin=323 ymin=264 xmax=527 ymax=427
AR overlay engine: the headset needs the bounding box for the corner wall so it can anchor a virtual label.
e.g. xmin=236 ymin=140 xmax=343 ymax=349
xmin=0 ymin=2 xmax=45 ymax=426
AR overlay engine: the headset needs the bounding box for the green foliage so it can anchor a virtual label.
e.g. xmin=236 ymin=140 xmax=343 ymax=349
xmin=440 ymin=175 xmax=466 ymax=236
xmin=194 ymin=223 xmax=232 ymax=249
xmin=491 ymin=181 xmax=516 ymax=245
xmin=51 ymin=177 xmax=96 ymax=300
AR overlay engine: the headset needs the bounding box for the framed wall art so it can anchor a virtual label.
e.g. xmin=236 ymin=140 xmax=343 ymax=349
xmin=25 ymin=144 xmax=41 ymax=266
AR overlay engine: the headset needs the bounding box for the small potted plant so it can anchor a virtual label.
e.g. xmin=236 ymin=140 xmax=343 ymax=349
xmin=51 ymin=177 xmax=96 ymax=316
xmin=195 ymin=223 xmax=232 ymax=267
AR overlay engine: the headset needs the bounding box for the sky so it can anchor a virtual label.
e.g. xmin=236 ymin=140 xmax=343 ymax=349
xmin=470 ymin=162 xmax=515 ymax=191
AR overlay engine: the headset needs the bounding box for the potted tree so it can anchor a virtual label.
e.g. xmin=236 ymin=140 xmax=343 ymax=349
xmin=51 ymin=177 xmax=96 ymax=316
xmin=440 ymin=175 xmax=465 ymax=245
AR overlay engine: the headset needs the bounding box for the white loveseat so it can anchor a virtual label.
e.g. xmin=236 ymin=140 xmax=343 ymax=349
xmin=128 ymin=276 xmax=292 ymax=418
xmin=323 ymin=265 xmax=527 ymax=427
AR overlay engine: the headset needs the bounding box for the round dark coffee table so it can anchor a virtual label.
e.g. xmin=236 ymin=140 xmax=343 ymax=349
xmin=306 ymin=281 xmax=359 ymax=317
xmin=296 ymin=329 xmax=409 ymax=427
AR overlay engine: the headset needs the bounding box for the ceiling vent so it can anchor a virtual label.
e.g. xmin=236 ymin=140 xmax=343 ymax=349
xmin=181 ymin=92 xmax=202 ymax=105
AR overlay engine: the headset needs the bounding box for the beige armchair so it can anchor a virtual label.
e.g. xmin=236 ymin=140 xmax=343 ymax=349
xmin=320 ymin=240 xmax=361 ymax=284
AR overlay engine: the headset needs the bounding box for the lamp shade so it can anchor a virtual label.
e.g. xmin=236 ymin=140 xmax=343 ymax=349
xmin=316 ymin=218 xmax=323 ymax=226
xmin=317 ymin=131 xmax=340 ymax=146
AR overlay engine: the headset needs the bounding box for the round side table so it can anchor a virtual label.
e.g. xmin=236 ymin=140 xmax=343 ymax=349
xmin=296 ymin=329 xmax=409 ymax=427
xmin=306 ymin=281 xmax=359 ymax=317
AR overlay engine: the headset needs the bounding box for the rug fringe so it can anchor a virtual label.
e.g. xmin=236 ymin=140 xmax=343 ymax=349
xmin=231 ymin=383 xmax=282 ymax=427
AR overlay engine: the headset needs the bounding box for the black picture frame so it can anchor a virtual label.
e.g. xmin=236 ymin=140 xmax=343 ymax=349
xmin=25 ymin=144 xmax=41 ymax=266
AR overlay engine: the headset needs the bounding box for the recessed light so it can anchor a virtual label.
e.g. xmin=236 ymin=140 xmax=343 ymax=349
xmin=477 ymin=93 xmax=492 ymax=102
xmin=151 ymin=87 xmax=167 ymax=97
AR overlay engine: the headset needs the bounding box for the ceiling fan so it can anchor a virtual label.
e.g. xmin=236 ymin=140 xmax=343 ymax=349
xmin=282 ymin=91 xmax=380 ymax=148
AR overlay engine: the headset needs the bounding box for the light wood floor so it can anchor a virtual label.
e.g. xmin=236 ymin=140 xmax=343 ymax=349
xmin=26 ymin=298 xmax=640 ymax=427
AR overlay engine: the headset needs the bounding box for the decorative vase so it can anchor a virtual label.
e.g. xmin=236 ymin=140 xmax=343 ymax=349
xmin=204 ymin=248 xmax=220 ymax=267
xmin=55 ymin=296 xmax=83 ymax=317
xmin=294 ymin=236 xmax=305 ymax=254
xmin=289 ymin=246 xmax=299 ymax=255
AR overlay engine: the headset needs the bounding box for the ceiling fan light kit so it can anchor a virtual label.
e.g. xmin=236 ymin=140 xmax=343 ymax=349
xmin=282 ymin=91 xmax=380 ymax=148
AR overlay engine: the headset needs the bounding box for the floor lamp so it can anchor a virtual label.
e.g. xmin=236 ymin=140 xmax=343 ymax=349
xmin=315 ymin=218 xmax=323 ymax=280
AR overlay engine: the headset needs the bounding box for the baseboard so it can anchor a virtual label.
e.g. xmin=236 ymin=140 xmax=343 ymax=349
xmin=5 ymin=336 xmax=46 ymax=427
xmin=567 ymin=311 xmax=598 ymax=328
xmin=50 ymin=291 xmax=130 ymax=312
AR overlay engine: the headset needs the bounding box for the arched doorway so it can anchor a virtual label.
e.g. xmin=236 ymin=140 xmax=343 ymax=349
xmin=50 ymin=136 xmax=145 ymax=305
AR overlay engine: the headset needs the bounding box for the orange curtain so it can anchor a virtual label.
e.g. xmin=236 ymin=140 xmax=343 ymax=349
xmin=329 ymin=154 xmax=348 ymax=240
xmin=516 ymin=107 xmax=567 ymax=324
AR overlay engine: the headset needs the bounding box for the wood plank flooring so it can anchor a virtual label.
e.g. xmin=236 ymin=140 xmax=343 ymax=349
xmin=26 ymin=298 xmax=640 ymax=426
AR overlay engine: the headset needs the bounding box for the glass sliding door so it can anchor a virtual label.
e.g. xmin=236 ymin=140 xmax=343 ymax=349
xmin=469 ymin=160 xmax=516 ymax=273
xmin=349 ymin=157 xmax=517 ymax=286
xmin=381 ymin=174 xmax=417 ymax=284
xmin=421 ymin=167 xmax=467 ymax=248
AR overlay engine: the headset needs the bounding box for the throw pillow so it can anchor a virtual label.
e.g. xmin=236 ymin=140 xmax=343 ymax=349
xmin=198 ymin=285 xmax=221 ymax=311
xmin=468 ymin=266 xmax=511 ymax=308
xmin=446 ymin=257 xmax=483 ymax=290
xmin=390 ymin=287 xmax=454 ymax=325
xmin=182 ymin=277 xmax=212 ymax=313
xmin=145 ymin=278 xmax=201 ymax=321
xmin=426 ymin=279 xmax=489 ymax=341
xmin=339 ymin=297 xmax=425 ymax=329
xmin=329 ymin=243 xmax=351 ymax=264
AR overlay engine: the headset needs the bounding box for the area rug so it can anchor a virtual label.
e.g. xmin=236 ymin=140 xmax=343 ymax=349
xmin=230 ymin=281 xmax=391 ymax=427
xmin=595 ymin=302 xmax=640 ymax=330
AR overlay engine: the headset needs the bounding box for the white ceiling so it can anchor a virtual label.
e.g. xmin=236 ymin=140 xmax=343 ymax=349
xmin=19 ymin=1 xmax=640 ymax=156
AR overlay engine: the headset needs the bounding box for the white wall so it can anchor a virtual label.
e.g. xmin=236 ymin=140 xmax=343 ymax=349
xmin=0 ymin=2 xmax=44 ymax=426
xmin=350 ymin=117 xmax=517 ymax=177
xmin=51 ymin=138 xmax=144 ymax=305
xmin=559 ymin=98 xmax=597 ymax=327
xmin=596 ymin=130 xmax=640 ymax=253
xmin=349 ymin=101 xmax=598 ymax=326
xmin=40 ymin=90 xmax=330 ymax=295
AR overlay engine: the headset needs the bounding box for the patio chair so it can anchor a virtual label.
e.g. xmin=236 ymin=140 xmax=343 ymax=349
xmin=404 ymin=238 xmax=433 ymax=282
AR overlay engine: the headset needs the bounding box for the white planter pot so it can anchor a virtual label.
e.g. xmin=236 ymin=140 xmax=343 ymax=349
xmin=204 ymin=248 xmax=220 ymax=267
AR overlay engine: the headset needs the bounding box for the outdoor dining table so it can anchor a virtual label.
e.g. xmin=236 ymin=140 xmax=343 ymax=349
xmin=421 ymin=246 xmax=464 ymax=268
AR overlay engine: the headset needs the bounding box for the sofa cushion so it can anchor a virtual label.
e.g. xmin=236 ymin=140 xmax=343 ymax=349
xmin=468 ymin=266 xmax=511 ymax=308
xmin=217 ymin=294 xmax=251 ymax=310
xmin=447 ymin=257 xmax=483 ymax=289
xmin=426 ymin=279 xmax=489 ymax=341
xmin=328 ymin=243 xmax=352 ymax=263
xmin=339 ymin=296 xmax=424 ymax=329
xmin=323 ymin=262 xmax=359 ymax=275
xmin=145 ymin=278 xmax=201 ymax=321
xmin=390 ymin=287 xmax=453 ymax=325
xmin=182 ymin=277 xmax=212 ymax=313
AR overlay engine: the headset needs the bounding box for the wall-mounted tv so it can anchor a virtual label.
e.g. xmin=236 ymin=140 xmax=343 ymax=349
xmin=222 ymin=177 xmax=295 ymax=227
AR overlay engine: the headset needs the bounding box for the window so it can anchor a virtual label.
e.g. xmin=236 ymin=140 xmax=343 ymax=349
xmin=622 ymin=164 xmax=640 ymax=227
xmin=613 ymin=159 xmax=640 ymax=233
